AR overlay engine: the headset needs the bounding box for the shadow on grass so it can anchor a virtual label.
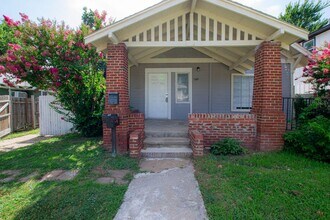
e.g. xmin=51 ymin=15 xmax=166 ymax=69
xmin=10 ymin=180 xmax=128 ymax=220
xmin=0 ymin=133 xmax=140 ymax=219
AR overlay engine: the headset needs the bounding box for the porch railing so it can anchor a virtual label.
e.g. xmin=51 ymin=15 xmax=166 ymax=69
xmin=282 ymin=97 xmax=329 ymax=131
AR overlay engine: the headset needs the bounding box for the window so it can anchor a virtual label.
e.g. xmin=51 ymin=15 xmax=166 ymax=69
xmin=303 ymin=39 xmax=315 ymax=51
xmin=232 ymin=74 xmax=254 ymax=111
xmin=176 ymin=73 xmax=190 ymax=103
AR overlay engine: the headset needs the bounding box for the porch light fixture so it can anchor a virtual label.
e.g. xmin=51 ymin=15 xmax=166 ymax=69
xmin=196 ymin=67 xmax=201 ymax=72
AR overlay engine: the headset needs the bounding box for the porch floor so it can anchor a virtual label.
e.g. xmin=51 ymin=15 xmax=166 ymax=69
xmin=145 ymin=120 xmax=188 ymax=136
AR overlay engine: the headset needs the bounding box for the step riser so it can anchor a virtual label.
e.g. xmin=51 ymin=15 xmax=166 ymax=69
xmin=145 ymin=132 xmax=188 ymax=138
xmin=144 ymin=144 xmax=190 ymax=148
xmin=141 ymin=152 xmax=192 ymax=158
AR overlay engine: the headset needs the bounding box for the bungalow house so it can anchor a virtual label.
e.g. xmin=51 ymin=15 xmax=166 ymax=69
xmin=85 ymin=0 xmax=309 ymax=158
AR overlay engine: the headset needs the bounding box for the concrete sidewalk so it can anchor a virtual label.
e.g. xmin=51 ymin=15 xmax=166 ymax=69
xmin=114 ymin=159 xmax=208 ymax=220
xmin=0 ymin=134 xmax=47 ymax=152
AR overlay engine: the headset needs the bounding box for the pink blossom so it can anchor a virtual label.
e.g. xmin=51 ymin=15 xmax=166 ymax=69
xmin=3 ymin=15 xmax=19 ymax=27
xmin=8 ymin=43 xmax=21 ymax=51
xmin=19 ymin=13 xmax=29 ymax=22
xmin=55 ymin=82 xmax=62 ymax=87
xmin=0 ymin=65 xmax=5 ymax=73
xmin=49 ymin=67 xmax=59 ymax=75
xmin=25 ymin=62 xmax=32 ymax=69
xmin=3 ymin=78 xmax=15 ymax=87
xmin=14 ymin=30 xmax=21 ymax=37
xmin=323 ymin=69 xmax=329 ymax=74
xmin=99 ymin=52 xmax=103 ymax=59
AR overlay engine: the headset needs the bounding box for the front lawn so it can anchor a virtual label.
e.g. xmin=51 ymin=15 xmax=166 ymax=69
xmin=194 ymin=152 xmax=330 ymax=220
xmin=0 ymin=134 xmax=139 ymax=219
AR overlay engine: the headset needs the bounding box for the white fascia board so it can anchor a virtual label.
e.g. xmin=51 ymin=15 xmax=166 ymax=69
xmin=85 ymin=0 xmax=188 ymax=44
xmin=205 ymin=0 xmax=309 ymax=40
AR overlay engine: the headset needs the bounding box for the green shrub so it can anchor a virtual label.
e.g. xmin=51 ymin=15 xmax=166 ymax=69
xmin=284 ymin=116 xmax=330 ymax=162
xmin=210 ymin=138 xmax=247 ymax=156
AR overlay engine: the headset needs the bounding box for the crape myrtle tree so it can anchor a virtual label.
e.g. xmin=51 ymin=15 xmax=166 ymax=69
xmin=0 ymin=10 xmax=113 ymax=137
xmin=303 ymin=43 xmax=330 ymax=97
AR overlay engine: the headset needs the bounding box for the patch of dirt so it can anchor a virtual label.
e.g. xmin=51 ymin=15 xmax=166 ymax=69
xmin=139 ymin=159 xmax=191 ymax=173
xmin=93 ymin=167 xmax=131 ymax=185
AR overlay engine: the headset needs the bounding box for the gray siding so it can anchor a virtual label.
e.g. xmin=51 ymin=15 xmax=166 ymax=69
xmin=210 ymin=63 xmax=232 ymax=113
xmin=282 ymin=63 xmax=292 ymax=98
xmin=129 ymin=62 xmax=292 ymax=120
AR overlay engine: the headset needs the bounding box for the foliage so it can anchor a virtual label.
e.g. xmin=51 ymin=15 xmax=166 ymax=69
xmin=82 ymin=7 xmax=115 ymax=33
xmin=210 ymin=138 xmax=247 ymax=156
xmin=298 ymin=97 xmax=330 ymax=123
xmin=0 ymin=14 xmax=106 ymax=137
xmin=0 ymin=134 xmax=139 ymax=219
xmin=293 ymin=96 xmax=308 ymax=120
xmin=279 ymin=0 xmax=330 ymax=32
xmin=284 ymin=116 xmax=330 ymax=162
xmin=303 ymin=44 xmax=330 ymax=97
xmin=0 ymin=21 xmax=17 ymax=56
xmin=194 ymin=152 xmax=330 ymax=219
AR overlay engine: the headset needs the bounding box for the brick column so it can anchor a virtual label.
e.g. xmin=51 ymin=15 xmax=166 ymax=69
xmin=251 ymin=41 xmax=286 ymax=151
xmin=103 ymin=43 xmax=130 ymax=153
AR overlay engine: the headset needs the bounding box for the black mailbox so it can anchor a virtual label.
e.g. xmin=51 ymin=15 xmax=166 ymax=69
xmin=102 ymin=114 xmax=120 ymax=157
xmin=102 ymin=114 xmax=120 ymax=128
xmin=109 ymin=92 xmax=119 ymax=105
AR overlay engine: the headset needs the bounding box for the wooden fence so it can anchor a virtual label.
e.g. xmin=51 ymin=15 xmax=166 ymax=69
xmin=39 ymin=96 xmax=73 ymax=136
xmin=0 ymin=96 xmax=11 ymax=137
xmin=0 ymin=95 xmax=39 ymax=138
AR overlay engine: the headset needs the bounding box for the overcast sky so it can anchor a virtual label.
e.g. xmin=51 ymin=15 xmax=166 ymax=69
xmin=1 ymin=0 xmax=330 ymax=28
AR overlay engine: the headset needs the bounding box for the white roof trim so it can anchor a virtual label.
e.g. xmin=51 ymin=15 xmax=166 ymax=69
xmin=85 ymin=0 xmax=186 ymax=44
xmin=205 ymin=0 xmax=308 ymax=40
xmin=85 ymin=0 xmax=309 ymax=45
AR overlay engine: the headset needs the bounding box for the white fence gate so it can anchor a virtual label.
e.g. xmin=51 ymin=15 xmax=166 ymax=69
xmin=39 ymin=96 xmax=74 ymax=136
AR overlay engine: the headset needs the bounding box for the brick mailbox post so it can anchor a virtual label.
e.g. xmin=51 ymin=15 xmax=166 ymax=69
xmin=103 ymin=43 xmax=130 ymax=153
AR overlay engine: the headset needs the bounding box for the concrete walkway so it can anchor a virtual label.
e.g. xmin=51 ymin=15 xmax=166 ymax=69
xmin=0 ymin=134 xmax=47 ymax=152
xmin=114 ymin=159 xmax=208 ymax=220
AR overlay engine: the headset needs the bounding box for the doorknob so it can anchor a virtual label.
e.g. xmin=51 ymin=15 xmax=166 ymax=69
xmin=165 ymin=94 xmax=168 ymax=103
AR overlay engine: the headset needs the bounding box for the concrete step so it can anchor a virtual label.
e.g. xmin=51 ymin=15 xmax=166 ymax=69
xmin=144 ymin=137 xmax=190 ymax=148
xmin=145 ymin=130 xmax=188 ymax=138
xmin=141 ymin=147 xmax=193 ymax=158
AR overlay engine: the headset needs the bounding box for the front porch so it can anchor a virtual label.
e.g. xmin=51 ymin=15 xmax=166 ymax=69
xmin=85 ymin=0 xmax=309 ymax=157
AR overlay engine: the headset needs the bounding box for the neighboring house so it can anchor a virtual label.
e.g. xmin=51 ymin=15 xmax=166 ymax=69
xmin=294 ymin=23 xmax=330 ymax=96
xmin=0 ymin=74 xmax=39 ymax=97
xmin=86 ymin=0 xmax=309 ymax=157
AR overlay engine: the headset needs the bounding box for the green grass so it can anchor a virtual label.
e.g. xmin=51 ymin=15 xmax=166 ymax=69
xmin=0 ymin=134 xmax=139 ymax=220
xmin=194 ymin=152 xmax=330 ymax=220
xmin=0 ymin=129 xmax=40 ymax=141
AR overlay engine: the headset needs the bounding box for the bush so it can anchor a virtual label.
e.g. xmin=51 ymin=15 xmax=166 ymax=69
xmin=284 ymin=116 xmax=330 ymax=162
xmin=210 ymin=138 xmax=247 ymax=156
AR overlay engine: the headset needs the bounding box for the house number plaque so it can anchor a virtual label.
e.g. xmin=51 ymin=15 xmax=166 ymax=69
xmin=109 ymin=92 xmax=119 ymax=105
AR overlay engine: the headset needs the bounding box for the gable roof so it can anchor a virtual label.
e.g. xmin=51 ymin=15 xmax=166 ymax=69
xmin=85 ymin=0 xmax=308 ymax=46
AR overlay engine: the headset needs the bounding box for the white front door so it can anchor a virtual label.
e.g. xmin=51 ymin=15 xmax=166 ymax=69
xmin=146 ymin=72 xmax=169 ymax=119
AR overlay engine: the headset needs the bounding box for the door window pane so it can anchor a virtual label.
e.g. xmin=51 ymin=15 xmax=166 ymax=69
xmin=176 ymin=73 xmax=189 ymax=103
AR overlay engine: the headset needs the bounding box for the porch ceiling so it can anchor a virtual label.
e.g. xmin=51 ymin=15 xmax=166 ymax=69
xmin=86 ymin=0 xmax=310 ymax=74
